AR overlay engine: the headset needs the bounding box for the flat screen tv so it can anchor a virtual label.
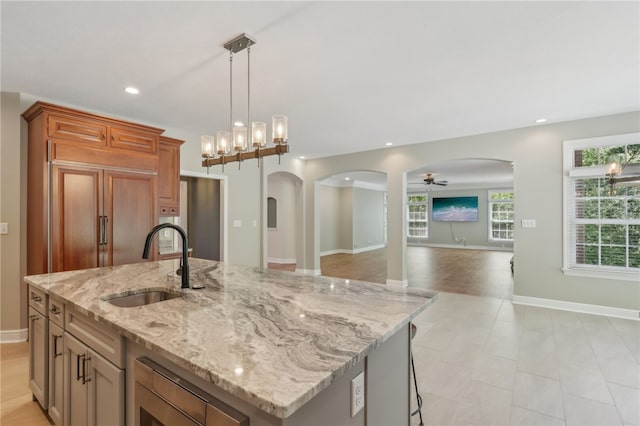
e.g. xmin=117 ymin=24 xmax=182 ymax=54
xmin=432 ymin=196 xmax=479 ymax=222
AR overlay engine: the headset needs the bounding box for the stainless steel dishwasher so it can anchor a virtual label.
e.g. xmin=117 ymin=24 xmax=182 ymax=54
xmin=135 ymin=357 xmax=249 ymax=426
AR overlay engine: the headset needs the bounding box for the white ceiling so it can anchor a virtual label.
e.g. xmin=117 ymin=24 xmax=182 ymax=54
xmin=2 ymin=1 xmax=638 ymax=163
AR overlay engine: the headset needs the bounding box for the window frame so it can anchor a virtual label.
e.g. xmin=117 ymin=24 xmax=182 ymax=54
xmin=563 ymin=133 xmax=640 ymax=281
xmin=407 ymin=193 xmax=429 ymax=239
xmin=488 ymin=189 xmax=514 ymax=242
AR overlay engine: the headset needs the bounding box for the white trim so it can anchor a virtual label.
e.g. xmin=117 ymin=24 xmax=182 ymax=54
xmin=0 ymin=328 xmax=28 ymax=343
xmin=415 ymin=243 xmax=513 ymax=252
xmin=561 ymin=267 xmax=640 ymax=282
xmin=386 ymin=279 xmax=408 ymax=287
xmin=320 ymin=244 xmax=386 ymax=256
xmin=180 ymin=169 xmax=228 ymax=262
xmin=267 ymin=257 xmax=296 ymax=264
xmin=295 ymin=268 xmax=321 ymax=276
xmin=512 ymin=295 xmax=640 ymax=321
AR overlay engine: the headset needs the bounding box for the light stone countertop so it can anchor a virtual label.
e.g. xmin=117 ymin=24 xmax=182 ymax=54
xmin=24 ymin=258 xmax=437 ymax=418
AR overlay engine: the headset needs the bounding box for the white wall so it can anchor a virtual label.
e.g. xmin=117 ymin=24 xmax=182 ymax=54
xmin=319 ymin=185 xmax=341 ymax=253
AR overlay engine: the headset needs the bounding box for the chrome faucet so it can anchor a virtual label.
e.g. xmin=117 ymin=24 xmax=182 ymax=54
xmin=142 ymin=224 xmax=190 ymax=289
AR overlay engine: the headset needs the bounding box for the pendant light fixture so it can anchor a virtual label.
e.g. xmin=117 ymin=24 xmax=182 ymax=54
xmin=201 ymin=33 xmax=289 ymax=171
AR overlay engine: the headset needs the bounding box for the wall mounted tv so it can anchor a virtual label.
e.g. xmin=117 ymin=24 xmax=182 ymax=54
xmin=432 ymin=196 xmax=479 ymax=222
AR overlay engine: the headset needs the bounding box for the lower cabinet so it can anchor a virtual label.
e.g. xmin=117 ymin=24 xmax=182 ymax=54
xmin=48 ymin=322 xmax=64 ymax=425
xmin=63 ymin=333 xmax=124 ymax=426
xmin=29 ymin=306 xmax=48 ymax=408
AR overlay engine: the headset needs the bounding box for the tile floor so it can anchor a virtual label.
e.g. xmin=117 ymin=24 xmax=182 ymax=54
xmin=409 ymin=292 xmax=640 ymax=426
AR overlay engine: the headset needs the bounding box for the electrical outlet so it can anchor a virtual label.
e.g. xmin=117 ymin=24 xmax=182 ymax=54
xmin=233 ymin=220 xmax=242 ymax=228
xmin=351 ymin=372 xmax=365 ymax=417
xmin=0 ymin=223 xmax=7 ymax=235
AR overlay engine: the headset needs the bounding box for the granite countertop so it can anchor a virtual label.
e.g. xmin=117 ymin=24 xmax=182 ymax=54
xmin=24 ymin=258 xmax=436 ymax=418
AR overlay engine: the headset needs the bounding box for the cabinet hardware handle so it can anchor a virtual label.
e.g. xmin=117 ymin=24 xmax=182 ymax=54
xmin=82 ymin=355 xmax=91 ymax=384
xmin=103 ymin=216 xmax=108 ymax=245
xmin=29 ymin=314 xmax=39 ymax=321
xmin=50 ymin=306 xmax=60 ymax=315
xmin=76 ymin=354 xmax=85 ymax=381
xmin=99 ymin=216 xmax=105 ymax=245
xmin=31 ymin=293 xmax=42 ymax=302
xmin=53 ymin=335 xmax=62 ymax=357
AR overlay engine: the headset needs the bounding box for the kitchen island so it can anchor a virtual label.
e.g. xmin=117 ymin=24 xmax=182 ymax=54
xmin=25 ymin=258 xmax=436 ymax=426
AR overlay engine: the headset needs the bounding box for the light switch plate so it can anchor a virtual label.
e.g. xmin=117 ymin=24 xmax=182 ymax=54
xmin=522 ymin=219 xmax=536 ymax=228
xmin=0 ymin=223 xmax=7 ymax=235
xmin=351 ymin=372 xmax=365 ymax=417
xmin=233 ymin=220 xmax=242 ymax=228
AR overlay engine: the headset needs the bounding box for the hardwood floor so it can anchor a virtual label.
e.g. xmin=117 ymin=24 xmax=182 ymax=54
xmin=270 ymin=246 xmax=514 ymax=298
xmin=0 ymin=342 xmax=51 ymax=426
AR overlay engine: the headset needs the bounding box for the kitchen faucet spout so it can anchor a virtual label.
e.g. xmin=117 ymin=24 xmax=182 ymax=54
xmin=142 ymin=224 xmax=190 ymax=289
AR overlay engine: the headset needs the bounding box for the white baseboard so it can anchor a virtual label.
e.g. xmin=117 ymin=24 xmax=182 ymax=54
xmin=321 ymin=244 xmax=386 ymax=257
xmin=267 ymin=257 xmax=296 ymax=264
xmin=295 ymin=268 xmax=321 ymax=276
xmin=0 ymin=328 xmax=28 ymax=343
xmin=417 ymin=243 xmax=513 ymax=252
xmin=512 ymin=295 xmax=640 ymax=321
xmin=386 ymin=279 xmax=408 ymax=287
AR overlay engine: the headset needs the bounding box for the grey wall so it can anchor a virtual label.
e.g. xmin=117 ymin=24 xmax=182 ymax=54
xmin=319 ymin=185 xmax=341 ymax=253
xmin=267 ymin=172 xmax=298 ymax=263
xmin=304 ymin=112 xmax=640 ymax=309
xmin=319 ymin=185 xmax=385 ymax=254
xmin=339 ymin=188 xmax=353 ymax=251
xmin=0 ymin=92 xmax=28 ymax=338
xmin=352 ymin=188 xmax=385 ymax=250
xmin=413 ymin=188 xmax=514 ymax=250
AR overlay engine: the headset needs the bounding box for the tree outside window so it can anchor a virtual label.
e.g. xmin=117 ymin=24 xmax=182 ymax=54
xmin=407 ymin=194 xmax=428 ymax=238
xmin=568 ymin=138 xmax=640 ymax=272
xmin=489 ymin=190 xmax=514 ymax=241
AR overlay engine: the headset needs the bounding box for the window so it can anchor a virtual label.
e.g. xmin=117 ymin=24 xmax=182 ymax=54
xmin=489 ymin=190 xmax=514 ymax=241
xmin=564 ymin=134 xmax=640 ymax=278
xmin=407 ymin=194 xmax=428 ymax=238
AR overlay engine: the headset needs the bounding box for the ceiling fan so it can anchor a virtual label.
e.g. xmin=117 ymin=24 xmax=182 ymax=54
xmin=422 ymin=173 xmax=448 ymax=186
xmin=409 ymin=173 xmax=448 ymax=188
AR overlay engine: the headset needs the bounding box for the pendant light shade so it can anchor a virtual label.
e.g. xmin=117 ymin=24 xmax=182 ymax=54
xmin=272 ymin=115 xmax=288 ymax=144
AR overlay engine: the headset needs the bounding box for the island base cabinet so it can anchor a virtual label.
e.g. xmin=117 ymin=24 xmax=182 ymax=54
xmin=48 ymin=322 xmax=64 ymax=425
xmin=64 ymin=333 xmax=124 ymax=426
xmin=29 ymin=306 xmax=48 ymax=409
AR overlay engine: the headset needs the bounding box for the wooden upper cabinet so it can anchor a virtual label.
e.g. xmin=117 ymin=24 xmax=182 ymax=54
xmin=158 ymin=136 xmax=184 ymax=216
xmin=109 ymin=125 xmax=158 ymax=155
xmin=48 ymin=114 xmax=108 ymax=147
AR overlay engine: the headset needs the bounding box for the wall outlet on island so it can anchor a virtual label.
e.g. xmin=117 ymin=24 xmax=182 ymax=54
xmin=351 ymin=372 xmax=365 ymax=417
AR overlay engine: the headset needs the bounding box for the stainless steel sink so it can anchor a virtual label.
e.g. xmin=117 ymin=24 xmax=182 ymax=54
xmin=103 ymin=290 xmax=182 ymax=308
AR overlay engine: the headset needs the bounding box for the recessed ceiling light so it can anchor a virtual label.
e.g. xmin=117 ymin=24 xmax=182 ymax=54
xmin=344 ymin=177 xmax=351 ymax=181
xmin=535 ymin=118 xmax=547 ymax=123
xmin=385 ymin=142 xmax=393 ymax=146
xmin=234 ymin=121 xmax=244 ymax=127
xmin=124 ymin=87 xmax=139 ymax=95
xmin=298 ymin=156 xmax=306 ymax=160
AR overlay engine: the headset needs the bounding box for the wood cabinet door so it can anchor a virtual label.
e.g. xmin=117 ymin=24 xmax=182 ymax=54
xmin=158 ymin=138 xmax=181 ymax=216
xmin=51 ymin=165 xmax=103 ymax=272
xmin=48 ymin=322 xmax=64 ymax=425
xmin=104 ymin=170 xmax=157 ymax=266
xmin=86 ymin=349 xmax=124 ymax=426
xmin=108 ymin=126 xmax=158 ymax=155
xmin=47 ymin=114 xmax=108 ymax=148
xmin=29 ymin=307 xmax=48 ymax=409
